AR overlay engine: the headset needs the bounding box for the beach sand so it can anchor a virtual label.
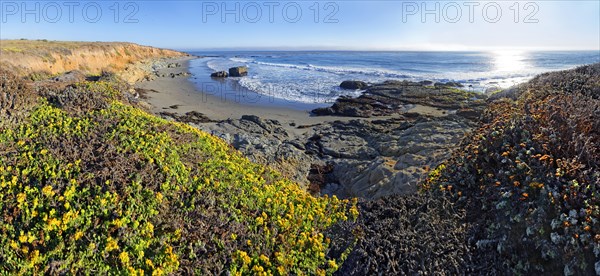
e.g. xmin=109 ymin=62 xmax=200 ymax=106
xmin=136 ymin=56 xmax=408 ymax=136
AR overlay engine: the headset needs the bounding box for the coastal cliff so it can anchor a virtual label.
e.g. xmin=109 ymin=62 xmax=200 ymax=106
xmin=0 ymin=40 xmax=187 ymax=83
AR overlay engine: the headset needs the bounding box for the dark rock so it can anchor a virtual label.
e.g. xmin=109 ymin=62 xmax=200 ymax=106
xmin=210 ymin=71 xmax=228 ymax=78
xmin=311 ymin=107 xmax=334 ymax=116
xmin=435 ymin=81 xmax=464 ymax=88
xmin=228 ymin=66 xmax=248 ymax=77
xmin=420 ymin=80 xmax=434 ymax=86
xmin=169 ymin=72 xmax=190 ymax=78
xmin=159 ymin=111 xmax=213 ymax=124
xmin=456 ymin=108 xmax=480 ymax=120
xmin=340 ymin=80 xmax=368 ymax=90
xmin=53 ymin=70 xmax=86 ymax=83
xmin=446 ymin=81 xmax=464 ymax=87
xmin=313 ymin=82 xmax=486 ymax=118
xmin=311 ymin=96 xmax=378 ymax=117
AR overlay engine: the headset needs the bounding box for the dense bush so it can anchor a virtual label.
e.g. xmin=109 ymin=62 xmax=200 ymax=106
xmin=0 ymin=69 xmax=38 ymax=124
xmin=427 ymin=64 xmax=600 ymax=274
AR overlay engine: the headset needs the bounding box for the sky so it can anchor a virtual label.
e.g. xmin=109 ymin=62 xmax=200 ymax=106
xmin=1 ymin=0 xmax=599 ymax=51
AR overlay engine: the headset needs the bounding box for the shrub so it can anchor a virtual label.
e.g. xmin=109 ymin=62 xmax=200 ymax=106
xmin=427 ymin=63 xmax=600 ymax=274
xmin=0 ymin=69 xmax=38 ymax=125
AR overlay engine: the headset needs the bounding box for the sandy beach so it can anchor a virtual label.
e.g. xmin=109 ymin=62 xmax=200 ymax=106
xmin=135 ymin=56 xmax=447 ymax=136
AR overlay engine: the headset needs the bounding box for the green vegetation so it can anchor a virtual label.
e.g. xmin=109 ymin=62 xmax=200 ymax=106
xmin=0 ymin=70 xmax=356 ymax=274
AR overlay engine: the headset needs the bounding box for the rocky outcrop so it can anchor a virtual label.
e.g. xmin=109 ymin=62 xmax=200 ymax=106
xmin=340 ymin=80 xmax=368 ymax=90
xmin=434 ymin=81 xmax=464 ymax=88
xmin=159 ymin=111 xmax=214 ymax=124
xmin=313 ymin=81 xmax=487 ymax=119
xmin=175 ymin=79 xmax=489 ymax=199
xmin=229 ymin=66 xmax=248 ymax=77
xmin=53 ymin=70 xmax=86 ymax=83
xmin=168 ymin=72 xmax=190 ymax=78
xmin=197 ymin=109 xmax=477 ymax=200
xmin=211 ymin=71 xmax=228 ymax=78
xmin=308 ymin=115 xmax=474 ymax=199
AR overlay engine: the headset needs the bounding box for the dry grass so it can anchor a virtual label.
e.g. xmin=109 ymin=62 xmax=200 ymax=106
xmin=0 ymin=40 xmax=186 ymax=81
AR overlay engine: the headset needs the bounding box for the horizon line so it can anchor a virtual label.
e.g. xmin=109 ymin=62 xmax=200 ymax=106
xmin=1 ymin=38 xmax=598 ymax=53
xmin=179 ymin=47 xmax=600 ymax=52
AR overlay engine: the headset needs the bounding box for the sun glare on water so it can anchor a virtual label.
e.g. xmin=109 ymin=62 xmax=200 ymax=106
xmin=492 ymin=50 xmax=529 ymax=72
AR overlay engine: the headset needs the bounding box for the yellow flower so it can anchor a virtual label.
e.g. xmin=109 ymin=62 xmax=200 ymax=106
xmin=42 ymin=185 xmax=55 ymax=197
xmin=119 ymin=251 xmax=130 ymax=265
xmin=16 ymin=193 xmax=26 ymax=204
xmin=46 ymin=218 xmax=61 ymax=230
xmin=27 ymin=232 xmax=36 ymax=243
xmin=151 ymin=268 xmax=164 ymax=276
xmin=74 ymin=231 xmax=84 ymax=241
xmin=64 ymin=185 xmax=76 ymax=200
xmin=259 ymin=254 xmax=270 ymax=265
xmin=238 ymin=251 xmax=251 ymax=266
xmin=145 ymin=258 xmax=155 ymax=268
xmin=252 ymin=265 xmax=264 ymax=273
xmin=30 ymin=250 xmax=41 ymax=264
xmin=328 ymin=260 xmax=338 ymax=270
xmin=19 ymin=232 xmax=27 ymax=243
xmin=156 ymin=192 xmax=163 ymax=203
xmin=113 ymin=218 xmax=125 ymax=228
xmin=144 ymin=222 xmax=154 ymax=236
xmin=105 ymin=237 xmax=119 ymax=252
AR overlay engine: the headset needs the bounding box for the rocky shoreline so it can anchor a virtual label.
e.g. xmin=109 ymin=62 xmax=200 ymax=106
xmin=152 ymin=66 xmax=491 ymax=199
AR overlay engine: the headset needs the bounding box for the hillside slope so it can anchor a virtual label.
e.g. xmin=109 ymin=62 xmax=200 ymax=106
xmin=0 ymin=40 xmax=187 ymax=83
xmin=0 ymin=65 xmax=355 ymax=273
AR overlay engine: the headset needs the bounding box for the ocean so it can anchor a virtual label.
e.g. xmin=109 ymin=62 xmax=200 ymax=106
xmin=186 ymin=50 xmax=600 ymax=106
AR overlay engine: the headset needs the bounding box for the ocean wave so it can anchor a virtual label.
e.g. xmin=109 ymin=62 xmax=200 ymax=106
xmin=230 ymin=57 xmax=254 ymax=63
xmin=238 ymin=77 xmax=362 ymax=104
xmin=251 ymin=61 xmax=416 ymax=79
xmin=217 ymin=56 xmax=539 ymax=86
